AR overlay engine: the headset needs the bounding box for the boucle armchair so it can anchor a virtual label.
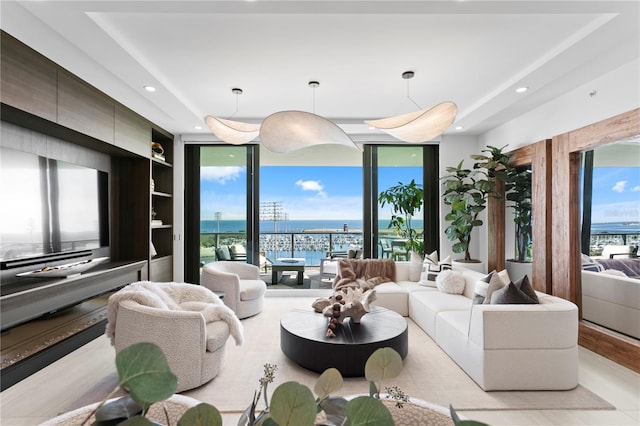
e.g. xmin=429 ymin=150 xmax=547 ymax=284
xmin=108 ymin=282 xmax=243 ymax=392
xmin=201 ymin=261 xmax=267 ymax=319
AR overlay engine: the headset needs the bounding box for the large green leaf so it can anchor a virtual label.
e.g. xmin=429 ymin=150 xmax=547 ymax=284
xmin=364 ymin=348 xmax=403 ymax=383
xmin=314 ymin=368 xmax=343 ymax=400
xmin=177 ymin=403 xmax=222 ymax=426
xmin=269 ymin=382 xmax=317 ymax=426
xmin=116 ymin=342 xmax=177 ymax=407
xmin=345 ymin=396 xmax=394 ymax=426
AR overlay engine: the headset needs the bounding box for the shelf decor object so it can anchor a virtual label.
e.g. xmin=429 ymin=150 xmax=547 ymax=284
xmin=364 ymin=71 xmax=457 ymax=143
xmin=151 ymin=141 xmax=165 ymax=161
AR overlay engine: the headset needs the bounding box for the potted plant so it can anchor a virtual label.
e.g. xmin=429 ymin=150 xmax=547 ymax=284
xmin=442 ymin=146 xmax=510 ymax=267
xmin=504 ymin=165 xmax=533 ymax=279
xmin=378 ymin=179 xmax=425 ymax=256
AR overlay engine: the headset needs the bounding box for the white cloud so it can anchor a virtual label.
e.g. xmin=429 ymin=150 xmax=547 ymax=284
xmin=611 ymin=180 xmax=627 ymax=193
xmin=295 ymin=179 xmax=327 ymax=198
xmin=201 ymin=166 xmax=243 ymax=183
xmin=632 ymin=185 xmax=640 ymax=192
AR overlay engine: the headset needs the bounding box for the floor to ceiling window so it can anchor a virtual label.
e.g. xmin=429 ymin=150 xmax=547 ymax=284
xmin=184 ymin=143 xmax=439 ymax=284
xmin=259 ymin=144 xmax=363 ymax=267
xmin=184 ymin=144 xmax=259 ymax=283
xmin=365 ymin=145 xmax=439 ymax=260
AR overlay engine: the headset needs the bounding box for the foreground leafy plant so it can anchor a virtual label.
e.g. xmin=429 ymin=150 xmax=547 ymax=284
xmin=84 ymin=343 xmax=488 ymax=426
xmin=241 ymin=347 xmax=403 ymax=425
xmin=87 ymin=342 xmax=222 ymax=425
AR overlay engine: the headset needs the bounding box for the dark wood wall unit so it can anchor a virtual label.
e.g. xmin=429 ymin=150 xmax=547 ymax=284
xmin=0 ymin=30 xmax=175 ymax=386
xmin=57 ymin=70 xmax=115 ymax=144
xmin=115 ymin=103 xmax=152 ymax=158
xmin=110 ymin=156 xmax=151 ymax=264
xmin=0 ymin=32 xmax=57 ymax=122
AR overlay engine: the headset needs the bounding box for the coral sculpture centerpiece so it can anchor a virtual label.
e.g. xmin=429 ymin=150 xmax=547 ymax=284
xmin=312 ymin=287 xmax=377 ymax=337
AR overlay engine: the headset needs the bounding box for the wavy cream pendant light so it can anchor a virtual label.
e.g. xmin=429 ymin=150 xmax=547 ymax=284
xmin=364 ymin=71 xmax=458 ymax=143
xmin=259 ymin=81 xmax=360 ymax=153
xmin=205 ymin=88 xmax=260 ymax=145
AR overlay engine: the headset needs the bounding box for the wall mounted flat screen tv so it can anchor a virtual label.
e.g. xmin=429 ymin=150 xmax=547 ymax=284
xmin=0 ymin=147 xmax=109 ymax=265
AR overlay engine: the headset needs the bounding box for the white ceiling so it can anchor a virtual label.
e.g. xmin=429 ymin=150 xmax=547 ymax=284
xmin=1 ymin=0 xmax=638 ymax=139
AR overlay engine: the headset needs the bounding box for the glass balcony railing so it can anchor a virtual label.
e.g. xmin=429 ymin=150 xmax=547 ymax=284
xmin=201 ymin=231 xmax=405 ymax=267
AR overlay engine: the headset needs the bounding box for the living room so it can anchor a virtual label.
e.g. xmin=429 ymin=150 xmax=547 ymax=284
xmin=1 ymin=1 xmax=639 ymax=425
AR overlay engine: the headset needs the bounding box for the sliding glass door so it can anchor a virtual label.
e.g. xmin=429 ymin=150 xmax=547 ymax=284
xmin=184 ymin=144 xmax=259 ymax=283
xmin=364 ymin=145 xmax=439 ymax=259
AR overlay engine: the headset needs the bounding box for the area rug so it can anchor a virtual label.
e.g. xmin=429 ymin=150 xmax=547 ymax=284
xmin=67 ymin=296 xmax=614 ymax=414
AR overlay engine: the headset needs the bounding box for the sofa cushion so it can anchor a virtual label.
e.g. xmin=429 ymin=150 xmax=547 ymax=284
xmin=436 ymin=270 xmax=466 ymax=294
xmin=240 ymin=280 xmax=267 ymax=301
xmin=408 ymin=290 xmax=472 ymax=336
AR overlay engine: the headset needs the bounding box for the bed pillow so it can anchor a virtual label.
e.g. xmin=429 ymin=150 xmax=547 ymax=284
xmin=581 ymin=253 xmax=604 ymax=272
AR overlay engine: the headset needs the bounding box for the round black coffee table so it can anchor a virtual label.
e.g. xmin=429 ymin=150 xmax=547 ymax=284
xmin=280 ymin=306 xmax=408 ymax=377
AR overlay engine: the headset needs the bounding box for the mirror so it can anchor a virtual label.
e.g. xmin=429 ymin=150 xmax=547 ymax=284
xmin=560 ymin=108 xmax=640 ymax=371
xmin=578 ymin=139 xmax=640 ymax=340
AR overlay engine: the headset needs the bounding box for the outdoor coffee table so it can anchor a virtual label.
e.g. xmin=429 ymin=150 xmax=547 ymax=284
xmin=272 ymin=258 xmax=305 ymax=285
xmin=280 ymin=306 xmax=408 ymax=376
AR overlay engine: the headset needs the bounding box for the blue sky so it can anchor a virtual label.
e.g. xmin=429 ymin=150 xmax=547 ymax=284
xmin=201 ymin=166 xmax=422 ymax=221
xmin=201 ymin=164 xmax=640 ymax=223
xmin=590 ymin=167 xmax=640 ymax=223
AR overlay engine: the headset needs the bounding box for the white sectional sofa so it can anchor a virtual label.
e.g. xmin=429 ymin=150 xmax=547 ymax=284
xmin=369 ymin=261 xmax=579 ymax=391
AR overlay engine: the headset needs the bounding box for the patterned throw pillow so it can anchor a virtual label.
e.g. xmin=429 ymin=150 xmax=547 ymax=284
xmin=473 ymin=272 xmax=493 ymax=304
xmin=419 ymin=254 xmax=452 ymax=287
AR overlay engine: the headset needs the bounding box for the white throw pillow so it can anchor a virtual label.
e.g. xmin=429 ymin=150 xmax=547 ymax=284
xmin=436 ymin=270 xmax=466 ymax=294
xmin=409 ymin=251 xmax=423 ymax=282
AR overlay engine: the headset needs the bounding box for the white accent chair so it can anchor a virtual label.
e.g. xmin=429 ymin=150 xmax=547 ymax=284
xmin=112 ymin=300 xmax=231 ymax=392
xmin=201 ymin=261 xmax=267 ymax=319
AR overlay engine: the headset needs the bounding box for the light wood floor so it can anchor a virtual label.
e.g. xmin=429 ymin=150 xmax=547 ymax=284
xmin=1 ymin=297 xmax=639 ymax=425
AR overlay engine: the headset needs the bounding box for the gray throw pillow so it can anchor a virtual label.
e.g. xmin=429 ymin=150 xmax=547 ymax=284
xmin=515 ymin=274 xmax=539 ymax=303
xmin=491 ymin=280 xmax=538 ymax=304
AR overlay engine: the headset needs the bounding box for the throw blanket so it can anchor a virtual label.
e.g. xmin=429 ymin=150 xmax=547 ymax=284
xmin=334 ymin=259 xmax=396 ymax=291
xmin=106 ymin=281 xmax=243 ymax=346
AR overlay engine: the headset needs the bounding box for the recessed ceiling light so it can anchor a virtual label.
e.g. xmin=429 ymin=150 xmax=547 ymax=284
xmin=455 ymin=126 xmax=464 ymax=130
xmin=144 ymin=85 xmax=156 ymax=92
xmin=193 ymin=125 xmax=202 ymax=130
xmin=516 ymin=87 xmax=528 ymax=93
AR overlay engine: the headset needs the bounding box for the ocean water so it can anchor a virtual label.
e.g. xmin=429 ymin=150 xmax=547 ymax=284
xmin=200 ymin=220 xmax=639 ymax=265
xmin=201 ymin=219 xmax=425 ymax=233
